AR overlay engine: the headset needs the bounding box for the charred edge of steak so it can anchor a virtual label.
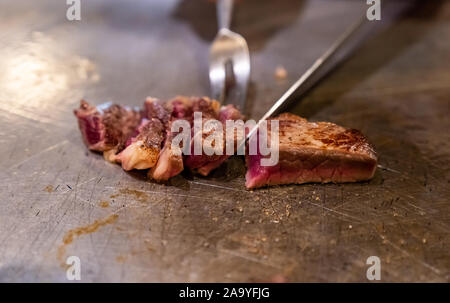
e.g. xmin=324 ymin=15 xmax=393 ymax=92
xmin=184 ymin=104 xmax=245 ymax=176
xmin=74 ymin=100 xmax=141 ymax=152
xmin=245 ymin=113 xmax=377 ymax=189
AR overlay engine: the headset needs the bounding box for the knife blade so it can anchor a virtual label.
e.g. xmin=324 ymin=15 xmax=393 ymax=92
xmin=246 ymin=13 xmax=368 ymax=140
xmin=246 ymin=0 xmax=417 ymax=140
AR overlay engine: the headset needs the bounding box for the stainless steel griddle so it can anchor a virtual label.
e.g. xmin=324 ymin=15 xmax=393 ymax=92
xmin=0 ymin=0 xmax=449 ymax=282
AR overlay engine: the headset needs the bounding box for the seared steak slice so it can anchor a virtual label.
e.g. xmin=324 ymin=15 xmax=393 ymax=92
xmin=186 ymin=104 xmax=245 ymax=176
xmin=166 ymin=96 xmax=194 ymax=123
xmin=115 ymin=97 xmax=168 ymax=170
xmin=245 ymin=113 xmax=377 ymax=189
xmin=219 ymin=104 xmax=245 ymax=122
xmin=144 ymin=97 xmax=169 ymax=126
xmin=74 ymin=100 xmax=141 ymax=152
xmin=149 ymin=96 xmax=193 ymax=181
xmin=184 ymin=97 xmax=222 ymax=174
xmin=117 ymin=118 xmax=165 ymax=170
xmin=191 ymin=96 xmax=220 ymax=118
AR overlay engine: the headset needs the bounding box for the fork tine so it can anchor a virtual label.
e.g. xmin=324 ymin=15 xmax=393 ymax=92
xmin=209 ymin=56 xmax=226 ymax=104
xmin=231 ymin=47 xmax=250 ymax=112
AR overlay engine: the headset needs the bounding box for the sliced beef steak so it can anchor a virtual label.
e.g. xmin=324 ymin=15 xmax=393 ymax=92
xmin=74 ymin=100 xmax=141 ymax=152
xmin=75 ymin=98 xmax=377 ymax=189
xmin=184 ymin=97 xmax=221 ymax=174
xmin=185 ymin=104 xmax=245 ymax=176
xmin=245 ymin=113 xmax=377 ymax=189
xmin=149 ymin=96 xmax=193 ymax=181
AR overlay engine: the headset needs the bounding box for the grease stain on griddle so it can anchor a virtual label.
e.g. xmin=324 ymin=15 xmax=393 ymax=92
xmin=115 ymin=255 xmax=127 ymax=263
xmin=99 ymin=201 xmax=110 ymax=208
xmin=110 ymin=188 xmax=149 ymax=203
xmin=57 ymin=214 xmax=119 ymax=267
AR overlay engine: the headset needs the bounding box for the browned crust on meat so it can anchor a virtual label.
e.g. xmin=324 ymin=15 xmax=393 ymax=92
xmin=137 ymin=118 xmax=165 ymax=149
xmin=273 ymin=113 xmax=377 ymax=162
xmin=192 ymin=96 xmax=220 ymax=118
xmin=102 ymin=105 xmax=141 ymax=147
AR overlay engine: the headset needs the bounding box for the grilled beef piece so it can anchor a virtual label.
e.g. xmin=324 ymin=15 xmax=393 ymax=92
xmin=144 ymin=97 xmax=169 ymax=126
xmin=115 ymin=98 xmax=168 ymax=170
xmin=219 ymin=104 xmax=245 ymax=122
xmin=73 ymin=100 xmax=142 ymax=152
xmin=183 ymin=97 xmax=222 ymax=175
xmin=185 ymin=104 xmax=245 ymax=176
xmin=117 ymin=118 xmax=165 ymax=170
xmin=245 ymin=113 xmax=377 ymax=189
xmin=191 ymin=96 xmax=220 ymax=118
xmin=149 ymin=96 xmax=193 ymax=181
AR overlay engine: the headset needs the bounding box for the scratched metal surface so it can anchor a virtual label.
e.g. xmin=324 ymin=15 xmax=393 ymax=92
xmin=0 ymin=0 xmax=449 ymax=282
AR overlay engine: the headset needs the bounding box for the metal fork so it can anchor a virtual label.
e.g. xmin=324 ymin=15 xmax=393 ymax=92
xmin=209 ymin=0 xmax=250 ymax=111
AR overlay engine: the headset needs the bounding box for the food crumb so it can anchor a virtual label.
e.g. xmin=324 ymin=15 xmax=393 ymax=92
xmin=422 ymin=238 xmax=427 ymax=244
xmin=285 ymin=204 xmax=291 ymax=217
xmin=348 ymin=225 xmax=353 ymax=229
xmin=44 ymin=185 xmax=54 ymax=193
xmin=274 ymin=65 xmax=288 ymax=80
xmin=116 ymin=255 xmax=127 ymax=263
xmin=99 ymin=201 xmax=109 ymax=208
